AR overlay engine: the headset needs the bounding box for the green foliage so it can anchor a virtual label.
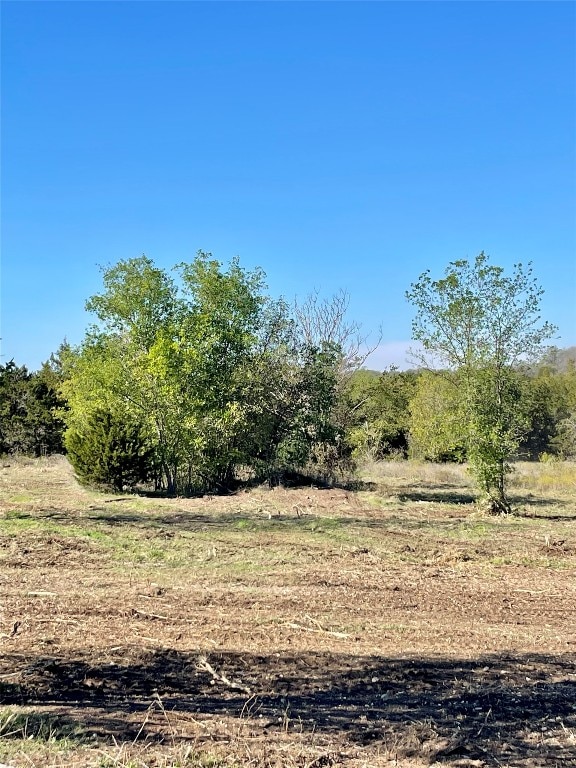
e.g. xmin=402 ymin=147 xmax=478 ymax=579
xmin=0 ymin=361 xmax=32 ymax=454
xmin=296 ymin=343 xmax=350 ymax=482
xmin=406 ymin=361 xmax=576 ymax=466
xmin=406 ymin=253 xmax=556 ymax=513
xmin=406 ymin=253 xmax=556 ymax=370
xmin=346 ymin=368 xmax=417 ymax=460
xmin=551 ymin=414 xmax=576 ymax=459
xmin=408 ymin=372 xmax=466 ymax=462
xmin=464 ymin=366 xmax=528 ymax=512
xmin=517 ymin=365 xmax=576 ymax=459
xmin=85 ymin=254 xmax=177 ymax=349
xmin=63 ymin=252 xmax=346 ymax=494
xmin=0 ymin=358 xmax=66 ymax=456
xmin=66 ymin=409 xmax=154 ymax=491
xmin=548 ymin=363 xmax=576 ymax=458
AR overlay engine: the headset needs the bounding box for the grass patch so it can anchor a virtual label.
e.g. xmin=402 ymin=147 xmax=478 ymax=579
xmin=4 ymin=508 xmax=34 ymax=520
xmin=510 ymin=460 xmax=576 ymax=492
xmin=8 ymin=493 xmax=36 ymax=503
xmin=0 ymin=708 xmax=88 ymax=745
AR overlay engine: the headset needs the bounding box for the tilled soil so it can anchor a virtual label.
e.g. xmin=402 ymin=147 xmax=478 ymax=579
xmin=0 ymin=459 xmax=575 ymax=766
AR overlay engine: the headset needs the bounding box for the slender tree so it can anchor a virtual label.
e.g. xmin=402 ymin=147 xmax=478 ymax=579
xmin=406 ymin=252 xmax=556 ymax=513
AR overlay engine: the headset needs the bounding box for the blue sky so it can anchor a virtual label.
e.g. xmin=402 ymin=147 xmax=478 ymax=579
xmin=2 ymin=1 xmax=575 ymax=371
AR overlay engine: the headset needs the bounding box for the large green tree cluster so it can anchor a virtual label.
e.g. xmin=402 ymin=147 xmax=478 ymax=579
xmin=4 ymin=249 xmax=573 ymax=513
xmin=61 ymin=252 xmax=345 ymax=493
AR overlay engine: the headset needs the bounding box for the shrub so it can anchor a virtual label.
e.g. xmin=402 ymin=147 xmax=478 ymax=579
xmin=66 ymin=409 xmax=154 ymax=491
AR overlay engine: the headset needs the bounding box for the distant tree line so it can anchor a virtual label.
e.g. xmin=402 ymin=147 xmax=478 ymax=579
xmin=344 ymin=359 xmax=576 ymax=465
xmin=0 ymin=357 xmax=66 ymax=457
xmin=1 ymin=252 xmax=574 ymax=508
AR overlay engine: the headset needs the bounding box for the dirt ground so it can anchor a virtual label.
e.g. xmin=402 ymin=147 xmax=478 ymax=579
xmin=0 ymin=457 xmax=575 ymax=767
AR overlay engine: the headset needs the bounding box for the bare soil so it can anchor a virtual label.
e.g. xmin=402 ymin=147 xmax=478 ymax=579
xmin=0 ymin=457 xmax=575 ymax=767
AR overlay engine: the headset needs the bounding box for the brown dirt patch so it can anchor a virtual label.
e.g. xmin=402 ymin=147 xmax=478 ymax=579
xmin=0 ymin=457 xmax=575 ymax=766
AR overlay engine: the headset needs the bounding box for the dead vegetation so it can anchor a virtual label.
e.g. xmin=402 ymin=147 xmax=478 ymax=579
xmin=0 ymin=456 xmax=575 ymax=767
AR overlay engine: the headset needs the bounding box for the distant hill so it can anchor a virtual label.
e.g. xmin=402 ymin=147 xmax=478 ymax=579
xmin=359 ymin=348 xmax=576 ymax=375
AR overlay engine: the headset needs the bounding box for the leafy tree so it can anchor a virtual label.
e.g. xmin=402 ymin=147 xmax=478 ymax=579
xmin=0 ymin=361 xmax=31 ymax=454
xmin=175 ymin=254 xmax=272 ymax=489
xmin=240 ymin=336 xmax=342 ymax=484
xmin=77 ymin=255 xmax=184 ymax=490
xmin=346 ymin=368 xmax=417 ymax=460
xmin=66 ymin=409 xmax=154 ymax=491
xmin=548 ymin=362 xmax=576 ymax=458
xmin=62 ymin=253 xmax=258 ymax=493
xmin=552 ymin=413 xmax=576 ymax=459
xmin=63 ymin=252 xmax=346 ymax=494
xmin=294 ymin=343 xmax=347 ymax=481
xmin=293 ymin=290 xmax=381 ymax=473
xmin=516 ymin=365 xmax=575 ymax=459
xmin=406 ymin=253 xmax=556 ymax=513
xmin=408 ymin=371 xmax=467 ymax=462
xmin=29 ymin=352 xmax=68 ymax=454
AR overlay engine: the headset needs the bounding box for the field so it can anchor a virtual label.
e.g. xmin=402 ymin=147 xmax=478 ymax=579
xmin=0 ymin=456 xmax=575 ymax=768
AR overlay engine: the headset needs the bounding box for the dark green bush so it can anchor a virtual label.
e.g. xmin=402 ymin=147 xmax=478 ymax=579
xmin=66 ymin=410 xmax=154 ymax=491
xmin=0 ymin=360 xmax=66 ymax=456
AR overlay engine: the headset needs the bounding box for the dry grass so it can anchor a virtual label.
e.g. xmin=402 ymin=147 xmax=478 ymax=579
xmin=360 ymin=458 xmax=469 ymax=487
xmin=0 ymin=456 xmax=575 ymax=767
xmin=510 ymin=460 xmax=576 ymax=495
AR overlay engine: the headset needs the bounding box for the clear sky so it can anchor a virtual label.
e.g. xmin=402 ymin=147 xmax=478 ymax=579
xmin=2 ymin=1 xmax=575 ymax=371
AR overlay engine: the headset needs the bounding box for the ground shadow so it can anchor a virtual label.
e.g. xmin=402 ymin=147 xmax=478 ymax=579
xmin=399 ymin=489 xmax=572 ymax=511
xmin=399 ymin=490 xmax=476 ymax=505
xmin=1 ymin=650 xmax=574 ymax=764
xmin=511 ymin=504 xmax=576 ymax=520
xmin=132 ymin=472 xmax=357 ymax=497
xmin=335 ymin=479 xmax=378 ymax=492
xmin=78 ymin=510 xmax=473 ymax=535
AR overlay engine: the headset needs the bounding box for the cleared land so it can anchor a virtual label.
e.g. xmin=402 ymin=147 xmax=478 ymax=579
xmin=0 ymin=456 xmax=575 ymax=767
